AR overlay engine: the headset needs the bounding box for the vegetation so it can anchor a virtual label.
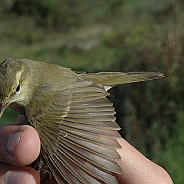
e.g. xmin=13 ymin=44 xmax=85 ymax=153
xmin=0 ymin=0 xmax=184 ymax=183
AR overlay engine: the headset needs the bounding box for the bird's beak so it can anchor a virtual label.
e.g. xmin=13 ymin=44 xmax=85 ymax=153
xmin=0 ymin=103 xmax=7 ymax=117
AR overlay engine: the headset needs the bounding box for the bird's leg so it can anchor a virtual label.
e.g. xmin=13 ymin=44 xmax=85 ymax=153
xmin=32 ymin=155 xmax=52 ymax=180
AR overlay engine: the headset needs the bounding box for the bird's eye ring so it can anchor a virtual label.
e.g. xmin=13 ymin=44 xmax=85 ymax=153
xmin=16 ymin=84 xmax=20 ymax=92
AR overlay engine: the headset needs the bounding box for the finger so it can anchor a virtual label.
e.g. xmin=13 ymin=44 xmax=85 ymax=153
xmin=115 ymin=138 xmax=173 ymax=184
xmin=0 ymin=124 xmax=40 ymax=166
xmin=0 ymin=162 xmax=40 ymax=184
xmin=15 ymin=115 xmax=27 ymax=125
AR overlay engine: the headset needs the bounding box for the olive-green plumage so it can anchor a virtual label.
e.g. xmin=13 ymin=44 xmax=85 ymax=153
xmin=0 ymin=58 xmax=163 ymax=184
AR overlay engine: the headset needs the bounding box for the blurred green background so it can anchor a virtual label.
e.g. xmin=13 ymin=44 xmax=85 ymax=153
xmin=0 ymin=0 xmax=183 ymax=183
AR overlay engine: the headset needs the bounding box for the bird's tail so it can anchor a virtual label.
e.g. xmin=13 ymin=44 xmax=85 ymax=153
xmin=80 ymin=72 xmax=164 ymax=88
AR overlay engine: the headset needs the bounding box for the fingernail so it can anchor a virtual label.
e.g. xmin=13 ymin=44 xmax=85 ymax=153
xmin=5 ymin=171 xmax=36 ymax=184
xmin=6 ymin=132 xmax=22 ymax=156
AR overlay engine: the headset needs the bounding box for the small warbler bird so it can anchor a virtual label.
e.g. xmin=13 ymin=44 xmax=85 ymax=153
xmin=0 ymin=58 xmax=163 ymax=184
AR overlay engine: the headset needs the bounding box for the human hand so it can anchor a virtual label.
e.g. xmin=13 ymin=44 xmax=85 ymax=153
xmin=0 ymin=115 xmax=40 ymax=184
xmin=115 ymin=138 xmax=173 ymax=184
xmin=0 ymin=115 xmax=173 ymax=184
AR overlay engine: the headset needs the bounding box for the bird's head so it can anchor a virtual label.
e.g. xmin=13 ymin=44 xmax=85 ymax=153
xmin=0 ymin=58 xmax=32 ymax=117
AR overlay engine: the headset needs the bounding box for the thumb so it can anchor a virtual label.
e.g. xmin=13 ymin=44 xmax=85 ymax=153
xmin=0 ymin=124 xmax=40 ymax=166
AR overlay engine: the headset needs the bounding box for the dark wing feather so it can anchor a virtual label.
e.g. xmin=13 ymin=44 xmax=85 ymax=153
xmin=26 ymin=80 xmax=122 ymax=184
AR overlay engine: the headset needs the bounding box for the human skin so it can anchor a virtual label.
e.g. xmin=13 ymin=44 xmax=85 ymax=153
xmin=0 ymin=115 xmax=173 ymax=184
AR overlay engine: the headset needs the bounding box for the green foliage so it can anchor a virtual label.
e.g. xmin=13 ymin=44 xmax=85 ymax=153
xmin=161 ymin=112 xmax=184 ymax=183
xmin=3 ymin=0 xmax=79 ymax=31
xmin=0 ymin=0 xmax=183 ymax=183
xmin=0 ymin=108 xmax=18 ymax=125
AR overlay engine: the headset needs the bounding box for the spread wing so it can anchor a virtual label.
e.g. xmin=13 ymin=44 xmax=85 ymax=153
xmin=26 ymin=80 xmax=122 ymax=184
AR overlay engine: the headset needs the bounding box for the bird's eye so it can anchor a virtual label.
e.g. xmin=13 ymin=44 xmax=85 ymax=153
xmin=16 ymin=84 xmax=20 ymax=92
